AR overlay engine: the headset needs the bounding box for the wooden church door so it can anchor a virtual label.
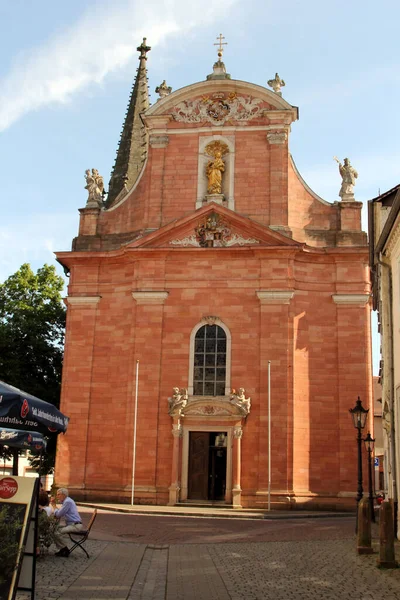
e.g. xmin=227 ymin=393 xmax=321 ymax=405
xmin=188 ymin=432 xmax=210 ymax=500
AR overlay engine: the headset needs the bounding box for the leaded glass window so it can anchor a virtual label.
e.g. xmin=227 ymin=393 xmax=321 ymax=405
xmin=193 ymin=325 xmax=226 ymax=395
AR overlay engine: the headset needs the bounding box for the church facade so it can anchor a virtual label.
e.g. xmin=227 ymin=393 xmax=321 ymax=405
xmin=55 ymin=39 xmax=373 ymax=509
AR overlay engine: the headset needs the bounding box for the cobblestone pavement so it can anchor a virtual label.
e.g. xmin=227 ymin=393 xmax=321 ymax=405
xmin=16 ymin=513 xmax=400 ymax=600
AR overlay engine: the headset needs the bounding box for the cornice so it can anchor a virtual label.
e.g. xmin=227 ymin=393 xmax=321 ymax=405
xmin=67 ymin=296 xmax=101 ymax=305
xmin=256 ymin=290 xmax=295 ymax=304
xmin=332 ymin=294 xmax=370 ymax=306
xmin=132 ymin=291 xmax=169 ymax=304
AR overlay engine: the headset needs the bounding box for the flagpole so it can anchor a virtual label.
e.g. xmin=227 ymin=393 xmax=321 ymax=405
xmin=131 ymin=360 xmax=139 ymax=506
xmin=268 ymin=360 xmax=271 ymax=512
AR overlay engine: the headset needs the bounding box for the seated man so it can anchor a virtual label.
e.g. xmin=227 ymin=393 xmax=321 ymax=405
xmin=50 ymin=488 xmax=83 ymax=557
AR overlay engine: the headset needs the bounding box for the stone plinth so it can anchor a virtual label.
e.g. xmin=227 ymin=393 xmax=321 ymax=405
xmin=204 ymin=194 xmax=226 ymax=205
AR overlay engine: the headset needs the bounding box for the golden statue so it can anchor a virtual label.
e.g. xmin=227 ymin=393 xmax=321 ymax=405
xmin=204 ymin=140 xmax=229 ymax=195
xmin=206 ymin=151 xmax=225 ymax=194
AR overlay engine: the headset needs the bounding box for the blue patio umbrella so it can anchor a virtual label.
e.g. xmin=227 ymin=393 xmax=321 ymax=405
xmin=0 ymin=380 xmax=69 ymax=436
xmin=0 ymin=427 xmax=47 ymax=450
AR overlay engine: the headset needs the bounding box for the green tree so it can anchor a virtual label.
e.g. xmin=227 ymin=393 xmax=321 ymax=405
xmin=0 ymin=263 xmax=66 ymax=472
xmin=0 ymin=505 xmax=24 ymax=586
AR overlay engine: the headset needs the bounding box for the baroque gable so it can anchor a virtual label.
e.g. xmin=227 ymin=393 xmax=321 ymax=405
xmin=144 ymin=79 xmax=298 ymax=128
xmin=126 ymin=203 xmax=302 ymax=250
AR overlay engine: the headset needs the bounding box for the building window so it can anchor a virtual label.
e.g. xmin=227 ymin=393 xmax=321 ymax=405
xmin=193 ymin=325 xmax=226 ymax=395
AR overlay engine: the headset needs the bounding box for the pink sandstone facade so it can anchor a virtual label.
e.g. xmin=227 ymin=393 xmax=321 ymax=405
xmin=55 ymin=42 xmax=373 ymax=509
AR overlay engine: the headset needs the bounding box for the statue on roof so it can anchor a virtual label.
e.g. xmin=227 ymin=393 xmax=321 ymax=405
xmin=334 ymin=157 xmax=358 ymax=200
xmin=267 ymin=73 xmax=285 ymax=95
xmin=155 ymin=80 xmax=172 ymax=100
xmin=85 ymin=169 xmax=104 ymax=207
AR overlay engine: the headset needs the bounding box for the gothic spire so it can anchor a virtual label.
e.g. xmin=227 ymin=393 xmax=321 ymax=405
xmin=106 ymin=38 xmax=151 ymax=206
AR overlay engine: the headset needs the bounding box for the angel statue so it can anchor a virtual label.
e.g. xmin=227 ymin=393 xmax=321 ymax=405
xmin=168 ymin=387 xmax=188 ymax=416
xmin=85 ymin=168 xmax=104 ymax=206
xmin=230 ymin=387 xmax=251 ymax=416
xmin=333 ymin=157 xmax=358 ymax=199
xmin=267 ymin=73 xmax=285 ymax=95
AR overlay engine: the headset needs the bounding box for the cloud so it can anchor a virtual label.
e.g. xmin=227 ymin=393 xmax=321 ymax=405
xmin=0 ymin=0 xmax=238 ymax=132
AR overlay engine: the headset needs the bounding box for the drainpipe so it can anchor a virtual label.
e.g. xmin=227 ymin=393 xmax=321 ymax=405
xmin=377 ymin=254 xmax=397 ymax=533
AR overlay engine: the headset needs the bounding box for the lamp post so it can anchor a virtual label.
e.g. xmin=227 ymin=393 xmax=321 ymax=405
xmin=349 ymin=397 xmax=369 ymax=519
xmin=364 ymin=432 xmax=376 ymax=523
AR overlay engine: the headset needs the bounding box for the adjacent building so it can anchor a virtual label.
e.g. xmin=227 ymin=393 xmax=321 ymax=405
xmin=55 ymin=40 xmax=373 ymax=509
xmin=369 ymin=185 xmax=400 ymax=527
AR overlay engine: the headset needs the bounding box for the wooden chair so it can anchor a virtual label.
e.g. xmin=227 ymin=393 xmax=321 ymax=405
xmin=68 ymin=509 xmax=97 ymax=558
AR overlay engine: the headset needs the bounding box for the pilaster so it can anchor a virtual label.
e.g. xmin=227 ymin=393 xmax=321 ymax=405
xmin=232 ymin=426 xmax=243 ymax=507
xmin=267 ymin=128 xmax=289 ymax=229
xmin=332 ymin=293 xmax=372 ymax=494
xmin=55 ymin=296 xmax=101 ymax=489
xmin=168 ymin=421 xmax=182 ymax=505
xmin=131 ymin=291 xmax=169 ymax=493
xmin=256 ymin=290 xmax=295 ymax=496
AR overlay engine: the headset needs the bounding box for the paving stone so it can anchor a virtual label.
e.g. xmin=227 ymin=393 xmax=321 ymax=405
xmin=14 ymin=515 xmax=400 ymax=600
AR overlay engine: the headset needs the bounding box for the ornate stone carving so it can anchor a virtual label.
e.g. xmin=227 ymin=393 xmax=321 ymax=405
xmin=168 ymin=387 xmax=188 ymax=416
xmin=267 ymin=73 xmax=285 ymax=95
xmin=171 ymin=93 xmax=264 ymax=125
xmin=85 ymin=168 xmax=104 ymax=207
xmin=233 ymin=427 xmax=243 ymax=439
xmin=186 ymin=405 xmax=231 ymax=416
xmin=155 ymin=80 xmax=172 ymax=99
xmin=149 ymin=134 xmax=169 ymax=148
xmin=226 ymin=234 xmax=259 ymax=246
xmin=170 ymin=235 xmax=199 ymax=247
xmin=267 ymin=131 xmax=288 ymax=145
xmin=195 ymin=213 xmax=229 ymax=247
xmin=230 ymin=388 xmax=251 ymax=416
xmin=334 ymin=156 xmax=358 ymax=200
xmin=201 ymin=316 xmax=219 ymax=326
xmin=169 ymin=216 xmax=259 ymax=248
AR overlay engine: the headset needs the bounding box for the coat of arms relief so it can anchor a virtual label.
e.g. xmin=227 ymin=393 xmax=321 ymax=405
xmin=169 ymin=213 xmax=259 ymax=248
xmin=171 ymin=92 xmax=268 ymax=125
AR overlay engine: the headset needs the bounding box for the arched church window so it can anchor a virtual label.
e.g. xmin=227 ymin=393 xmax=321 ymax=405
xmin=193 ymin=325 xmax=226 ymax=396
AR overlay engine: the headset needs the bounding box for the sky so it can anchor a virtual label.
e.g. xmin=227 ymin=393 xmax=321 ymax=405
xmin=1 ymin=0 xmax=398 ymax=375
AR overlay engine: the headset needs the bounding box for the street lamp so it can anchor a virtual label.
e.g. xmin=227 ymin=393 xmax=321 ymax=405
xmin=364 ymin=432 xmax=376 ymax=523
xmin=349 ymin=397 xmax=369 ymax=507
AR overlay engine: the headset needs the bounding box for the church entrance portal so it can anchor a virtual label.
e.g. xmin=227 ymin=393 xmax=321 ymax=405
xmin=188 ymin=431 xmax=227 ymax=501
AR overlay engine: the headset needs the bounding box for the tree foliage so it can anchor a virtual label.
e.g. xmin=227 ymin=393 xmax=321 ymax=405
xmin=0 ymin=263 xmax=66 ymax=405
xmin=0 ymin=504 xmax=24 ymax=583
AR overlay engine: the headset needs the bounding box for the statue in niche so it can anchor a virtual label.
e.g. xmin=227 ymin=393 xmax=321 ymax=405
xmin=204 ymin=140 xmax=229 ymax=196
xmin=230 ymin=388 xmax=251 ymax=416
xmin=85 ymin=168 xmax=104 ymax=205
xmin=168 ymin=387 xmax=188 ymax=416
xmin=206 ymin=150 xmax=225 ymax=194
xmin=333 ymin=157 xmax=358 ymax=199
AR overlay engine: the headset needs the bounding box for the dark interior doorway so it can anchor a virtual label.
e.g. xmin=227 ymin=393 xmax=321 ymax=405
xmin=188 ymin=431 xmax=227 ymax=501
